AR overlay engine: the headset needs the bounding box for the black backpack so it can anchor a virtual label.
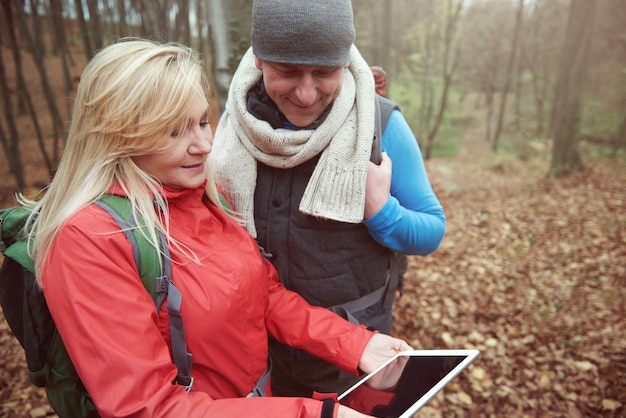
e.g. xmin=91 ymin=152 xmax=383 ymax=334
xmin=330 ymin=95 xmax=408 ymax=323
xmin=374 ymin=95 xmax=408 ymax=295
xmin=371 ymin=94 xmax=398 ymax=165
xmin=0 ymin=194 xmax=193 ymax=417
xmin=374 ymin=94 xmax=408 ymax=294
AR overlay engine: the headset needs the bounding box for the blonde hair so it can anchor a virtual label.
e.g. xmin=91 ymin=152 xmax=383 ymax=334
xmin=22 ymin=38 xmax=222 ymax=284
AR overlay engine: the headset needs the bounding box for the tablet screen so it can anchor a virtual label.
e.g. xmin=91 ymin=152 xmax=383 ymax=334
xmin=338 ymin=350 xmax=479 ymax=418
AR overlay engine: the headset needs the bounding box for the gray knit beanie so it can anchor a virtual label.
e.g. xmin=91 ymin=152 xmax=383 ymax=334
xmin=252 ymin=0 xmax=355 ymax=67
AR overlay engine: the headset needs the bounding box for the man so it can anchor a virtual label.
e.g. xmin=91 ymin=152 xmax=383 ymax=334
xmin=210 ymin=0 xmax=446 ymax=398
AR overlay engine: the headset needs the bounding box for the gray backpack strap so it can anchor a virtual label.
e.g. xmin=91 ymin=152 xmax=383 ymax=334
xmin=330 ymin=249 xmax=399 ymax=325
xmin=377 ymin=95 xmax=399 ymax=129
xmin=246 ymin=357 xmax=273 ymax=398
xmin=371 ymin=95 xmax=400 ymax=164
xmin=338 ymin=95 xmax=403 ymax=323
xmin=371 ymin=97 xmax=383 ymax=164
xmin=331 ymin=276 xmax=390 ymax=325
xmin=382 ymin=251 xmax=399 ymax=310
xmin=94 ymin=197 xmax=194 ymax=392
xmin=165 ymin=278 xmax=194 ymax=391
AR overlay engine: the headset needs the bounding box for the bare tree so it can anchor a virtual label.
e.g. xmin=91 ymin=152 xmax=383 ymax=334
xmin=116 ymin=0 xmax=129 ymax=37
xmin=460 ymin=1 xmax=519 ymax=144
xmin=4 ymin=0 xmax=51 ymax=174
xmin=0 ymin=1 xmax=25 ymax=188
xmin=520 ymin=0 xmax=568 ymax=138
xmin=195 ymin=0 xmax=209 ymax=54
xmin=205 ymin=0 xmax=253 ymax=111
xmin=49 ymin=0 xmax=72 ymax=118
xmin=86 ymin=0 xmax=104 ymax=47
xmin=172 ymin=0 xmax=191 ymax=45
xmin=418 ymin=0 xmax=436 ymax=144
xmin=28 ymin=0 xmax=46 ymax=59
xmin=492 ymin=0 xmax=524 ymax=152
xmin=14 ymin=0 xmax=66 ymax=161
xmin=423 ymin=0 xmax=464 ymax=160
xmin=0 ymin=119 xmax=10 ymax=177
xmin=73 ymin=0 xmax=93 ymax=58
xmin=594 ymin=0 xmax=626 ymax=154
xmin=206 ymin=0 xmax=231 ymax=110
xmin=550 ymin=0 xmax=598 ymax=176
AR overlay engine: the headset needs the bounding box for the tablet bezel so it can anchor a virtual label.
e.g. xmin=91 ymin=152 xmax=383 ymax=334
xmin=338 ymin=349 xmax=480 ymax=418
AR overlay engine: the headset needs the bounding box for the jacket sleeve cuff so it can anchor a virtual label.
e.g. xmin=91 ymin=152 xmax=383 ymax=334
xmin=313 ymin=392 xmax=339 ymax=418
xmin=321 ymin=399 xmax=336 ymax=418
xmin=332 ymin=325 xmax=377 ymax=375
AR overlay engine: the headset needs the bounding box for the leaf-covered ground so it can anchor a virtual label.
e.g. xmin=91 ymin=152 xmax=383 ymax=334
xmin=2 ymin=149 xmax=624 ymax=418
xmin=394 ymin=152 xmax=626 ymax=417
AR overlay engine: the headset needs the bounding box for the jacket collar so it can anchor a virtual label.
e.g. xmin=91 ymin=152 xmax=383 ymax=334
xmin=106 ymin=181 xmax=207 ymax=202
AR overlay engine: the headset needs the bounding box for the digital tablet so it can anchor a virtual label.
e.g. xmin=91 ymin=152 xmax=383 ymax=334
xmin=338 ymin=349 xmax=479 ymax=418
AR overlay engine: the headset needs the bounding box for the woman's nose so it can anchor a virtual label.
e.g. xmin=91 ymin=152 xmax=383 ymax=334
xmin=189 ymin=126 xmax=212 ymax=154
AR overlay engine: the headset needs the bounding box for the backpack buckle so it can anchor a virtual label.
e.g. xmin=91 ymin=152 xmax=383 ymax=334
xmin=176 ymin=374 xmax=194 ymax=392
xmin=155 ymin=276 xmax=168 ymax=293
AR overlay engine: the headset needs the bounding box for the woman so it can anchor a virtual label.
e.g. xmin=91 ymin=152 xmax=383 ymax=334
xmin=20 ymin=38 xmax=409 ymax=417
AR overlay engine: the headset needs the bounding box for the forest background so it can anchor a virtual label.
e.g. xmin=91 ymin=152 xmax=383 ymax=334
xmin=0 ymin=0 xmax=625 ymax=417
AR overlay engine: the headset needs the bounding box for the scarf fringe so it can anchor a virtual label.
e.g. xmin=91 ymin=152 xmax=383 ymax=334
xmin=300 ymin=163 xmax=367 ymax=223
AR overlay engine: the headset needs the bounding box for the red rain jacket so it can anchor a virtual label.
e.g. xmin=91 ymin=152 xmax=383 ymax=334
xmin=42 ymin=184 xmax=373 ymax=417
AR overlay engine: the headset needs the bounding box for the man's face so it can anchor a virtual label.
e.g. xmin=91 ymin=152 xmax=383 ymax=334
xmin=255 ymin=57 xmax=346 ymax=128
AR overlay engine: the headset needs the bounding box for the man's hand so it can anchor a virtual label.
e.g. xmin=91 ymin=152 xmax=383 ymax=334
xmin=364 ymin=152 xmax=392 ymax=219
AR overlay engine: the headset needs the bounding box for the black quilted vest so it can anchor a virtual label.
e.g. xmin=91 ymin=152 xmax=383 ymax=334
xmin=254 ymin=155 xmax=393 ymax=329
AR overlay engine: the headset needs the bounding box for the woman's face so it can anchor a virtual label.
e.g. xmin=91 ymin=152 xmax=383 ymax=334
xmin=134 ymin=93 xmax=212 ymax=189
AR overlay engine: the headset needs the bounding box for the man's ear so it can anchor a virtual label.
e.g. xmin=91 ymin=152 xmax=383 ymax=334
xmin=255 ymin=57 xmax=263 ymax=71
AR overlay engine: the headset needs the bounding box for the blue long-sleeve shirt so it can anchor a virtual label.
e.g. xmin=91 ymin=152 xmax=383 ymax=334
xmin=363 ymin=110 xmax=446 ymax=255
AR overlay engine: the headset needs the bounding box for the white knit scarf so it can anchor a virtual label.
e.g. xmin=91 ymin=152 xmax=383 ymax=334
xmin=209 ymin=46 xmax=375 ymax=237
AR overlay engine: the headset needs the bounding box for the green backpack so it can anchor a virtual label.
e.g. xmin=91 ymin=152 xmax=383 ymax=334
xmin=0 ymin=194 xmax=192 ymax=417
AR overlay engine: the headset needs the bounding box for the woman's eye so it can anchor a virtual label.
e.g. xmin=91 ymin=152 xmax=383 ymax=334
xmin=170 ymin=130 xmax=180 ymax=137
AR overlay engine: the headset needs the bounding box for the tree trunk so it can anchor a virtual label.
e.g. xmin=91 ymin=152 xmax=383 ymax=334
xmin=86 ymin=0 xmax=103 ymax=48
xmin=207 ymin=0 xmax=232 ymax=111
xmin=116 ymin=0 xmax=128 ymax=37
xmin=0 ymin=2 xmax=25 ymax=188
xmin=614 ymin=109 xmax=626 ymax=155
xmin=28 ymin=0 xmax=46 ymax=57
xmin=74 ymin=0 xmax=92 ymax=58
xmin=484 ymin=87 xmax=494 ymax=144
xmin=50 ymin=0 xmax=72 ymax=118
xmin=0 ymin=120 xmax=10 ymax=177
xmin=14 ymin=0 xmax=66 ymax=161
xmin=549 ymin=0 xmax=597 ymax=177
xmin=418 ymin=0 xmax=434 ymax=143
xmin=179 ymin=0 xmax=191 ymax=46
xmin=424 ymin=0 xmax=464 ymax=160
xmin=513 ymin=56 xmax=522 ymax=133
xmin=6 ymin=0 xmax=52 ymax=174
xmin=529 ymin=71 xmax=545 ymax=137
xmin=377 ymin=0 xmax=391 ymax=70
xmin=493 ymin=0 xmax=524 ymax=152
xmin=195 ymin=0 xmax=208 ymax=54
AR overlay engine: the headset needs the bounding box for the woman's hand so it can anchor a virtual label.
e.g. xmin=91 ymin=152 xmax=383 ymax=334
xmin=337 ymin=404 xmax=374 ymax=418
